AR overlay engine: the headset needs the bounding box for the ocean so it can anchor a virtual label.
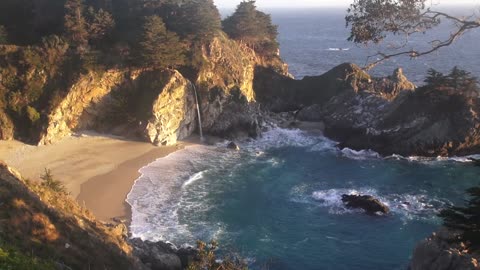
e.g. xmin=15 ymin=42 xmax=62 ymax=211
xmin=126 ymin=8 xmax=480 ymax=270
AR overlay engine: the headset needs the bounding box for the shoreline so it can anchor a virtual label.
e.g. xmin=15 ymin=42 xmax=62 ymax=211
xmin=76 ymin=144 xmax=185 ymax=222
xmin=0 ymin=132 xmax=193 ymax=222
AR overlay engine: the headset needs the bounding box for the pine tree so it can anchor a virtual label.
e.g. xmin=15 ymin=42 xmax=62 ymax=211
xmin=139 ymin=15 xmax=186 ymax=68
xmin=64 ymin=0 xmax=89 ymax=51
xmin=167 ymin=0 xmax=222 ymax=42
xmin=86 ymin=7 xmax=115 ymax=42
xmin=222 ymin=0 xmax=278 ymax=55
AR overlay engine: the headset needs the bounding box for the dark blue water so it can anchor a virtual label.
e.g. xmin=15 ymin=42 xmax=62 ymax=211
xmin=270 ymin=8 xmax=480 ymax=84
xmin=127 ymin=129 xmax=480 ymax=270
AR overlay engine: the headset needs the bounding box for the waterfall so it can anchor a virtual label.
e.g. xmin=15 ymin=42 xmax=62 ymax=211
xmin=192 ymin=83 xmax=204 ymax=140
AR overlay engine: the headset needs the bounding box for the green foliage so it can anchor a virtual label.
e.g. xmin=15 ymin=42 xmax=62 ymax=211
xmin=0 ymin=25 xmax=7 ymax=44
xmin=167 ymin=0 xmax=222 ymax=42
xmin=139 ymin=15 xmax=186 ymax=68
xmin=424 ymin=67 xmax=478 ymax=94
xmin=223 ymin=0 xmax=278 ymax=56
xmin=86 ymin=7 xmax=115 ymax=42
xmin=439 ymin=186 xmax=480 ymax=250
xmin=0 ymin=244 xmax=55 ymax=270
xmin=187 ymin=240 xmax=248 ymax=270
xmin=64 ymin=0 xmax=89 ymax=50
xmin=40 ymin=168 xmax=66 ymax=194
xmin=346 ymin=0 xmax=432 ymax=45
xmin=26 ymin=106 xmax=40 ymax=123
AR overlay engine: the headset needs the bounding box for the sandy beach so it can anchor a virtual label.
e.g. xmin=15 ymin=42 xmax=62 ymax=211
xmin=0 ymin=133 xmax=187 ymax=221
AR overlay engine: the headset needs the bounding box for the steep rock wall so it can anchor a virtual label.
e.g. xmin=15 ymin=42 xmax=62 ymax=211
xmin=144 ymin=70 xmax=196 ymax=146
xmin=196 ymin=33 xmax=288 ymax=137
xmin=38 ymin=70 xmax=126 ymax=145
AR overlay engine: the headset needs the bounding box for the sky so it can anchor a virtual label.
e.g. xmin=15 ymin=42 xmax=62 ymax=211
xmin=214 ymin=0 xmax=480 ymax=9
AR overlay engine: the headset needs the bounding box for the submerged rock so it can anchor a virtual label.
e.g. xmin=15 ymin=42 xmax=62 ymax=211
xmin=227 ymin=141 xmax=240 ymax=150
xmin=341 ymin=194 xmax=389 ymax=215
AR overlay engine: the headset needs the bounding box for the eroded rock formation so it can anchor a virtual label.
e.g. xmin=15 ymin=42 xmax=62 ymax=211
xmin=410 ymin=228 xmax=480 ymax=270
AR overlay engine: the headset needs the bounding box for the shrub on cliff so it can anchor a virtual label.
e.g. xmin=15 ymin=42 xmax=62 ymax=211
xmin=40 ymin=169 xmax=66 ymax=194
xmin=222 ymin=0 xmax=279 ymax=56
xmin=139 ymin=15 xmax=186 ymax=68
xmin=439 ymin=186 xmax=480 ymax=250
xmin=0 ymin=26 xmax=7 ymax=44
xmin=424 ymin=67 xmax=479 ymax=96
xmin=187 ymin=240 xmax=248 ymax=270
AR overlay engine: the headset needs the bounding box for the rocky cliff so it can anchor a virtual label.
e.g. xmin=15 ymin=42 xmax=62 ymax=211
xmin=0 ymin=33 xmax=288 ymax=146
xmin=410 ymin=228 xmax=480 ymax=270
xmin=257 ymin=62 xmax=480 ymax=157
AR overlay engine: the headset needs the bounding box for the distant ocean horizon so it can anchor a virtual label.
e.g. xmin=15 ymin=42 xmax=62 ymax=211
xmin=223 ymin=7 xmax=480 ymax=84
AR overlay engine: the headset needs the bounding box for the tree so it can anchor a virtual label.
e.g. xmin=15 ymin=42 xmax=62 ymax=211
xmin=86 ymin=7 xmax=115 ymax=42
xmin=167 ymin=0 xmax=222 ymax=42
xmin=439 ymin=186 xmax=480 ymax=250
xmin=64 ymin=0 xmax=89 ymax=51
xmin=40 ymin=168 xmax=66 ymax=193
xmin=0 ymin=25 xmax=7 ymax=44
xmin=223 ymin=0 xmax=279 ymax=56
xmin=346 ymin=0 xmax=480 ymax=70
xmin=139 ymin=15 xmax=186 ymax=68
xmin=424 ymin=67 xmax=478 ymax=95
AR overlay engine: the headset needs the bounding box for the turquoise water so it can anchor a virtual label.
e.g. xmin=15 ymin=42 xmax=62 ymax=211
xmin=126 ymin=8 xmax=480 ymax=269
xmin=127 ymin=129 xmax=480 ymax=269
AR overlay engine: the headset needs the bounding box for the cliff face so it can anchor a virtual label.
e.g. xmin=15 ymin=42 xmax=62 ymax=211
xmin=195 ymin=33 xmax=288 ymax=138
xmin=1 ymin=33 xmax=289 ymax=146
xmin=144 ymin=70 xmax=196 ymax=146
xmin=410 ymin=228 xmax=480 ymax=270
xmin=258 ymin=62 xmax=480 ymax=157
xmin=38 ymin=70 xmax=126 ymax=145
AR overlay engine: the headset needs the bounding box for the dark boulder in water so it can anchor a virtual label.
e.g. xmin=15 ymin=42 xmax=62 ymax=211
xmin=341 ymin=194 xmax=389 ymax=215
xmin=468 ymin=157 xmax=480 ymax=166
xmin=227 ymin=142 xmax=240 ymax=150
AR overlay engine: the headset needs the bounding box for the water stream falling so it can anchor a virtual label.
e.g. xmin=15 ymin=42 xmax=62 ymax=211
xmin=192 ymin=84 xmax=204 ymax=140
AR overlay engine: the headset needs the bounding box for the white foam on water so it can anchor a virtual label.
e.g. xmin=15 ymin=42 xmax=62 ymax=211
xmin=386 ymin=153 xmax=480 ymax=164
xmin=340 ymin=148 xmax=381 ymax=160
xmin=327 ymin=48 xmax=350 ymax=51
xmin=182 ymin=170 xmax=208 ymax=188
xmin=292 ymin=187 xmax=449 ymax=220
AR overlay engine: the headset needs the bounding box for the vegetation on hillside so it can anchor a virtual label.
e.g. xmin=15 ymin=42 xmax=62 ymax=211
xmin=439 ymin=186 xmax=480 ymax=250
xmin=187 ymin=240 xmax=248 ymax=270
xmin=0 ymin=162 xmax=137 ymax=269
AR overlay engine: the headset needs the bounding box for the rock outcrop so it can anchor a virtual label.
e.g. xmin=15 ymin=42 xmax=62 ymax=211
xmin=131 ymin=238 xmax=196 ymax=270
xmin=144 ymin=71 xmax=196 ymax=146
xmin=0 ymin=109 xmax=14 ymax=140
xmin=259 ymin=62 xmax=480 ymax=157
xmin=410 ymin=228 xmax=480 ymax=270
xmin=37 ymin=69 xmax=198 ymax=146
xmin=38 ymin=70 xmax=126 ymax=145
xmin=341 ymin=194 xmax=390 ymax=215
xmin=196 ymin=34 xmax=288 ymax=137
